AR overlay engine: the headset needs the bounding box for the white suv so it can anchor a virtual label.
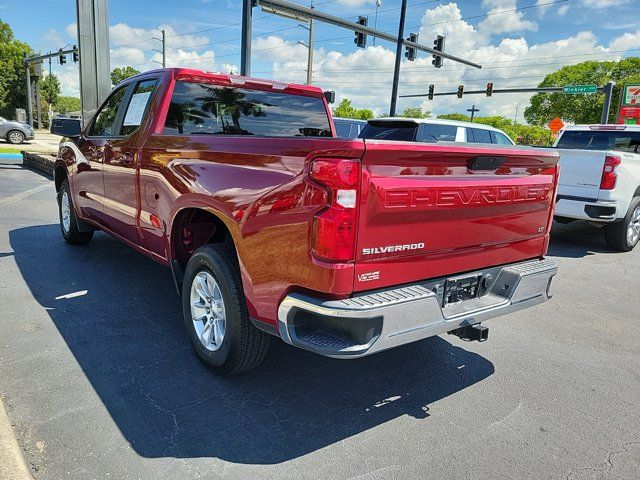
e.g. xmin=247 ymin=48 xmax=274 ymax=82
xmin=358 ymin=118 xmax=515 ymax=145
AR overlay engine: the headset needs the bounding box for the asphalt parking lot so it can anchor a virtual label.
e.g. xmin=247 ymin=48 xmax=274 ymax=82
xmin=0 ymin=157 xmax=639 ymax=480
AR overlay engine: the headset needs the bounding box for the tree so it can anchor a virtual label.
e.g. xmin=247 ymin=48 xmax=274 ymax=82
xmin=437 ymin=113 xmax=470 ymax=122
xmin=332 ymin=98 xmax=374 ymax=120
xmin=111 ymin=66 xmax=140 ymax=86
xmin=524 ymin=58 xmax=640 ymax=125
xmin=437 ymin=113 xmax=553 ymax=146
xmin=0 ymin=19 xmax=33 ymax=119
xmin=40 ymin=74 xmax=61 ymax=106
xmin=401 ymin=106 xmax=429 ymax=118
xmin=54 ymin=96 xmax=81 ymax=114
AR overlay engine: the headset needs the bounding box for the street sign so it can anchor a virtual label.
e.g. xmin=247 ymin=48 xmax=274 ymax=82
xmin=548 ymin=117 xmax=565 ymax=133
xmin=623 ymin=85 xmax=640 ymax=105
xmin=562 ymin=85 xmax=598 ymax=94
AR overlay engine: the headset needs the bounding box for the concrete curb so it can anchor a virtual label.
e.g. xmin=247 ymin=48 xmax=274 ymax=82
xmin=21 ymin=152 xmax=55 ymax=178
xmin=0 ymin=398 xmax=33 ymax=480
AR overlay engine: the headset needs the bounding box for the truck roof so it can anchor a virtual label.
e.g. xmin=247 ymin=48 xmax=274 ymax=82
xmin=121 ymin=67 xmax=327 ymax=98
xmin=561 ymin=124 xmax=640 ymax=132
xmin=371 ymin=117 xmax=506 ymax=132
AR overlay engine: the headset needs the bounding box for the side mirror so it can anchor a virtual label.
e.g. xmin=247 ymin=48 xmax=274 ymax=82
xmin=51 ymin=118 xmax=81 ymax=137
xmin=324 ymin=90 xmax=336 ymax=104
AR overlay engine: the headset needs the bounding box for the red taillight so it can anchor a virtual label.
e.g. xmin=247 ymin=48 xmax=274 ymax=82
xmin=600 ymin=155 xmax=621 ymax=190
xmin=310 ymin=158 xmax=360 ymax=262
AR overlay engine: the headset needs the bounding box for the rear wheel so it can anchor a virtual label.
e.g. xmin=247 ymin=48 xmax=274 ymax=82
xmin=605 ymin=196 xmax=640 ymax=251
xmin=182 ymin=244 xmax=270 ymax=375
xmin=58 ymin=180 xmax=94 ymax=245
xmin=6 ymin=130 xmax=25 ymax=144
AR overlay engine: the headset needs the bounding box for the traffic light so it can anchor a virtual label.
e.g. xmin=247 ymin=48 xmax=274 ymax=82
xmin=457 ymin=85 xmax=464 ymax=98
xmin=354 ymin=16 xmax=367 ymax=48
xmin=58 ymin=48 xmax=66 ymax=65
xmin=405 ymin=33 xmax=418 ymax=61
xmin=72 ymin=45 xmax=79 ymax=63
xmin=428 ymin=84 xmax=434 ymax=100
xmin=432 ymin=35 xmax=445 ymax=68
xmin=486 ymin=82 xmax=493 ymax=97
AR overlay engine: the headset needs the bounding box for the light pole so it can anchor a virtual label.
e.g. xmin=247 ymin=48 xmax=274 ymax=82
xmin=389 ymin=0 xmax=407 ymax=117
xmin=373 ymin=0 xmax=381 ymax=45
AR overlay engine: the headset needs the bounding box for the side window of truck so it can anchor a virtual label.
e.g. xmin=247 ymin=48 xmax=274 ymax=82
xmin=120 ymin=79 xmax=158 ymax=136
xmin=490 ymin=131 xmax=513 ymax=145
xmin=89 ymin=86 xmax=128 ymax=137
xmin=469 ymin=128 xmax=492 ymax=144
xmin=163 ymin=81 xmax=332 ymax=137
xmin=420 ymin=124 xmax=457 ymax=143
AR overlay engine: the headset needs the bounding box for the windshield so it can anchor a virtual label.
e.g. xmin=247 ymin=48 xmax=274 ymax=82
xmin=359 ymin=121 xmax=418 ymax=141
xmin=556 ymin=130 xmax=640 ymax=153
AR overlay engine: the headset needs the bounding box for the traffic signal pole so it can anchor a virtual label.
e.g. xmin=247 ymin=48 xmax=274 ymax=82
xmin=23 ymin=47 xmax=78 ymax=127
xmin=389 ymin=0 xmax=407 ymax=117
xmin=402 ymin=83 xmax=617 ymax=124
xmin=250 ymin=0 xmax=481 ymax=100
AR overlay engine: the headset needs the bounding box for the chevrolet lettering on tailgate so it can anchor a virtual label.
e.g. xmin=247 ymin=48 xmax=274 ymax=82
xmin=383 ymin=184 xmax=552 ymax=209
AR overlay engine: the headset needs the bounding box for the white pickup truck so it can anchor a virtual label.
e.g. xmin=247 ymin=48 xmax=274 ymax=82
xmin=553 ymin=125 xmax=640 ymax=251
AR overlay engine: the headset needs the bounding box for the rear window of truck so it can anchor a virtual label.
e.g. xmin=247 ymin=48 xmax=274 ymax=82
xmin=359 ymin=121 xmax=418 ymax=141
xmin=556 ymin=130 xmax=640 ymax=152
xmin=163 ymin=81 xmax=332 ymax=137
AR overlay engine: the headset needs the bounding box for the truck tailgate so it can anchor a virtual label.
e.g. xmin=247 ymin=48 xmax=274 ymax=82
xmin=556 ymin=148 xmax=605 ymax=200
xmin=354 ymin=141 xmax=559 ymax=291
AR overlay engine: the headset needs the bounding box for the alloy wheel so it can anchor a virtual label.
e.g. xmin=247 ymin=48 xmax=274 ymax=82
xmin=190 ymin=271 xmax=226 ymax=352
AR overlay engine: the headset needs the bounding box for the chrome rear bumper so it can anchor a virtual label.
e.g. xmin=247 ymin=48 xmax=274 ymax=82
xmin=277 ymin=258 xmax=557 ymax=359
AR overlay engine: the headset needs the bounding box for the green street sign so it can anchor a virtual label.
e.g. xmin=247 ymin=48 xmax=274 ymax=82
xmin=562 ymin=85 xmax=598 ymax=94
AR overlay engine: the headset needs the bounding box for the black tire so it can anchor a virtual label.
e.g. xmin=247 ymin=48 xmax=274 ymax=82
xmin=58 ymin=179 xmax=94 ymax=245
xmin=182 ymin=244 xmax=270 ymax=375
xmin=6 ymin=130 xmax=25 ymax=144
xmin=605 ymin=196 xmax=640 ymax=252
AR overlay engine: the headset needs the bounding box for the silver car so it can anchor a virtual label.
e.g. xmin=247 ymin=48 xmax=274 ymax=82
xmin=0 ymin=116 xmax=35 ymax=144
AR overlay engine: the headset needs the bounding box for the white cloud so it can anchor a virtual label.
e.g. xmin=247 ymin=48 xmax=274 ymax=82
xmin=477 ymin=0 xmax=538 ymax=37
xmin=43 ymin=29 xmax=64 ymax=47
xmin=557 ymin=4 xmax=569 ymax=16
xmin=580 ymin=0 xmax=630 ymax=7
xmin=65 ymin=23 xmax=77 ymax=40
xmin=609 ymin=30 xmax=640 ymax=51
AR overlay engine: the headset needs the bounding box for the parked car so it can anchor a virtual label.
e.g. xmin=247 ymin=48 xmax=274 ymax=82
xmin=553 ymin=124 xmax=640 ymax=251
xmin=359 ymin=117 xmax=515 ymax=145
xmin=51 ymin=68 xmax=559 ymax=375
xmin=334 ymin=117 xmax=367 ymax=138
xmin=0 ymin=116 xmax=34 ymax=144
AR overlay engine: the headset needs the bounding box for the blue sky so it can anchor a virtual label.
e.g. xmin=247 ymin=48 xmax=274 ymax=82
xmin=2 ymin=0 xmax=639 ymax=119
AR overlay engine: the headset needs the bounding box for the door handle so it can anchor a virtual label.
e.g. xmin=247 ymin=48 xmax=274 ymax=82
xmin=88 ymin=146 xmax=104 ymax=158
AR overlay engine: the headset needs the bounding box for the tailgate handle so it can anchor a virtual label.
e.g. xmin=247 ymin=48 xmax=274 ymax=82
xmin=468 ymin=156 xmax=506 ymax=171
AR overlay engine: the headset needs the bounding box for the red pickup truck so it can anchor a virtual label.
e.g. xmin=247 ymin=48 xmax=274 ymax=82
xmin=51 ymin=68 xmax=559 ymax=375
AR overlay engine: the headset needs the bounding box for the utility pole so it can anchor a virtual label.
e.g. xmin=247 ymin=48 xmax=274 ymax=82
xmin=306 ymin=1 xmax=314 ymax=85
xmin=35 ymin=80 xmax=42 ymax=129
xmin=161 ymin=29 xmax=166 ymax=67
xmin=467 ymin=105 xmax=479 ymax=122
xmin=601 ymin=81 xmax=615 ymax=124
xmin=24 ymin=55 xmax=33 ymax=126
xmin=154 ymin=28 xmax=166 ymax=67
xmin=389 ymin=0 xmax=407 ymax=117
xmin=241 ymin=0 xmax=252 ymax=76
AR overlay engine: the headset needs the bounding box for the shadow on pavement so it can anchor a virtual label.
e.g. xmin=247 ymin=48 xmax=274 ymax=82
xmin=9 ymin=224 xmax=494 ymax=464
xmin=548 ymin=220 xmax=616 ymax=258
